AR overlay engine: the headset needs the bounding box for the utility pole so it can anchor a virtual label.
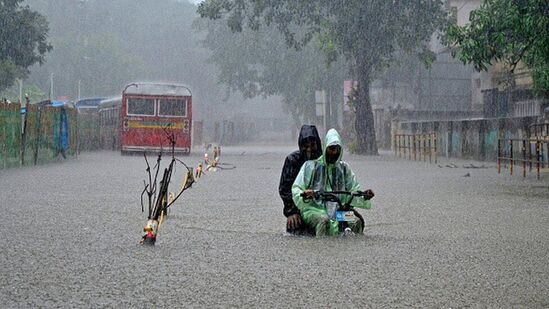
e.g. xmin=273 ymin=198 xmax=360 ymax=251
xmin=77 ymin=80 xmax=81 ymax=101
xmin=49 ymin=73 xmax=54 ymax=100
xmin=336 ymin=86 xmax=343 ymax=130
xmin=315 ymin=90 xmax=327 ymax=132
xmin=325 ymin=89 xmax=330 ymax=129
xmin=17 ymin=78 xmax=23 ymax=104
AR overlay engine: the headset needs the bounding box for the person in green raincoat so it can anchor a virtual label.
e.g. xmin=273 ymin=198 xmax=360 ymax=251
xmin=291 ymin=128 xmax=374 ymax=236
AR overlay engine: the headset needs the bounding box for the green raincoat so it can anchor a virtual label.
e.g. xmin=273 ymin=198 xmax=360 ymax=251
xmin=291 ymin=129 xmax=371 ymax=236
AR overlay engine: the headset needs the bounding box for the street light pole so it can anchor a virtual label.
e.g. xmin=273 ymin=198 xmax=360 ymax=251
xmin=49 ymin=73 xmax=54 ymax=100
xmin=17 ymin=78 xmax=23 ymax=104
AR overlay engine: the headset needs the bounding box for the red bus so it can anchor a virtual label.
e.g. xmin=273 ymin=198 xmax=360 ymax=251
xmin=120 ymin=82 xmax=192 ymax=154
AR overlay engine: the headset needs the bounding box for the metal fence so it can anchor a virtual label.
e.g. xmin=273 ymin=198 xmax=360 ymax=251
xmin=393 ymin=133 xmax=438 ymax=164
xmin=497 ymin=138 xmax=549 ymax=179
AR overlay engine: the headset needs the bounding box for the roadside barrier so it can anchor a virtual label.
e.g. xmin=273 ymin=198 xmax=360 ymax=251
xmin=393 ymin=133 xmax=438 ymax=164
xmin=497 ymin=138 xmax=548 ymax=179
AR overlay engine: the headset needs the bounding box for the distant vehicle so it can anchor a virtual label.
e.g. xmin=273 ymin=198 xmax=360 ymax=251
xmin=35 ymin=100 xmax=75 ymax=109
xmin=75 ymin=97 xmax=106 ymax=113
xmin=121 ymin=83 xmax=192 ymax=154
xmin=97 ymin=97 xmax=122 ymax=150
xmin=97 ymin=83 xmax=193 ymax=154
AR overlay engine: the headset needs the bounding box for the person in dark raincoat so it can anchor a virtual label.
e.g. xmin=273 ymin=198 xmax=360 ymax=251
xmin=279 ymin=125 xmax=322 ymax=234
xmin=292 ymin=128 xmax=374 ymax=236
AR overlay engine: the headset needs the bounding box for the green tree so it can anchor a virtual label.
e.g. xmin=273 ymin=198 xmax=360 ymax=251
xmin=30 ymin=33 xmax=144 ymax=98
xmin=445 ymin=0 xmax=549 ymax=93
xmin=26 ymin=0 xmax=225 ymax=107
xmin=196 ymin=16 xmax=346 ymax=130
xmin=0 ymin=83 xmax=47 ymax=102
xmin=198 ymin=0 xmax=446 ymax=154
xmin=0 ymin=0 xmax=52 ymax=91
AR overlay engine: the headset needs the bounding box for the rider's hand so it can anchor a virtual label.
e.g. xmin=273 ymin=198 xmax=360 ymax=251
xmin=303 ymin=189 xmax=315 ymax=199
xmin=363 ymin=189 xmax=375 ymax=200
xmin=287 ymin=214 xmax=302 ymax=230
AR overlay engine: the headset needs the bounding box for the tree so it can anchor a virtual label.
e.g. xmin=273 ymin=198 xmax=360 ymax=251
xmin=0 ymin=0 xmax=52 ymax=92
xmin=445 ymin=0 xmax=549 ymax=94
xmin=30 ymin=33 xmax=144 ymax=98
xmin=25 ymin=0 xmax=226 ymax=108
xmin=198 ymin=0 xmax=446 ymax=154
xmin=195 ymin=16 xmax=346 ymax=130
xmin=0 ymin=83 xmax=47 ymax=102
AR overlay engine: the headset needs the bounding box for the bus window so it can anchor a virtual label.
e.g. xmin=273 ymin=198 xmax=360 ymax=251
xmin=127 ymin=98 xmax=155 ymax=116
xmin=158 ymin=99 xmax=187 ymax=117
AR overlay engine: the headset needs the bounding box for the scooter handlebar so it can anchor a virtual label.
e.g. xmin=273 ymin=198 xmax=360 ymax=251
xmin=300 ymin=190 xmax=374 ymax=200
xmin=359 ymin=189 xmax=375 ymax=200
xmin=300 ymin=191 xmax=318 ymax=200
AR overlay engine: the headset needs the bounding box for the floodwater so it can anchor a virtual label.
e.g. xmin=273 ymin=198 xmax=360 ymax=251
xmin=0 ymin=145 xmax=547 ymax=308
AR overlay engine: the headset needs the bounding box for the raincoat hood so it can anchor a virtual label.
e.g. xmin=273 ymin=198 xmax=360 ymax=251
xmin=320 ymin=128 xmax=343 ymax=164
xmin=297 ymin=125 xmax=322 ymax=159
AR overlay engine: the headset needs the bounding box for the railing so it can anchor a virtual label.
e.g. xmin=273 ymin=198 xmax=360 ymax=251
xmin=497 ymin=138 xmax=548 ymax=179
xmin=393 ymin=133 xmax=438 ymax=164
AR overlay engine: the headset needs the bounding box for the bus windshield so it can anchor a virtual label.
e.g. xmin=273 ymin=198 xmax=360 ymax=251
xmin=127 ymin=98 xmax=155 ymax=116
xmin=158 ymin=99 xmax=186 ymax=117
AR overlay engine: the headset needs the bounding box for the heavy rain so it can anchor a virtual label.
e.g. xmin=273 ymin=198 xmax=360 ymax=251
xmin=1 ymin=0 xmax=548 ymax=307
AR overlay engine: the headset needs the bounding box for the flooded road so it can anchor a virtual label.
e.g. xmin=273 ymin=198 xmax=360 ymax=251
xmin=0 ymin=146 xmax=547 ymax=307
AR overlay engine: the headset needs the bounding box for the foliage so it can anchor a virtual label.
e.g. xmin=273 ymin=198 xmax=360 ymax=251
xmin=0 ymin=83 xmax=47 ymax=102
xmin=198 ymin=0 xmax=447 ymax=154
xmin=445 ymin=0 xmax=549 ymax=93
xmin=24 ymin=0 xmax=225 ymax=105
xmin=0 ymin=0 xmax=52 ymax=91
xmin=195 ymin=16 xmax=346 ymax=128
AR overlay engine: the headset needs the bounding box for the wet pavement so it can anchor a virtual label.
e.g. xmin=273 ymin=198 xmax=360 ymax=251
xmin=0 ymin=145 xmax=547 ymax=308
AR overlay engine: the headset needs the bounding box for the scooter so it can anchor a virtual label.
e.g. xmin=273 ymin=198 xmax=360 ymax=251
xmin=300 ymin=190 xmax=374 ymax=235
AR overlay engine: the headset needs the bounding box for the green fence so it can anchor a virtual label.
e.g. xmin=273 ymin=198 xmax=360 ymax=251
xmin=0 ymin=102 xmax=78 ymax=169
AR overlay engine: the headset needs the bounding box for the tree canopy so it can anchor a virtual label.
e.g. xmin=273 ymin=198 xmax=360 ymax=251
xmin=199 ymin=0 xmax=447 ymax=154
xmin=195 ymin=15 xmax=346 ymax=129
xmin=445 ymin=0 xmax=549 ymax=93
xmin=24 ymin=0 xmax=225 ymax=107
xmin=0 ymin=0 xmax=51 ymax=92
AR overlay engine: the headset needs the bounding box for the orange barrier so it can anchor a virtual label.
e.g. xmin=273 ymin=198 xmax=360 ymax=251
xmin=497 ymin=138 xmax=548 ymax=179
xmin=393 ymin=133 xmax=438 ymax=164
